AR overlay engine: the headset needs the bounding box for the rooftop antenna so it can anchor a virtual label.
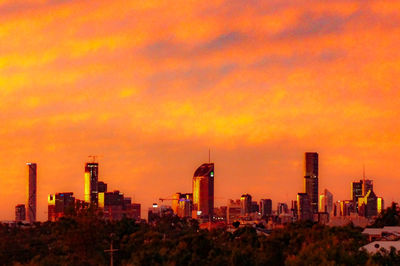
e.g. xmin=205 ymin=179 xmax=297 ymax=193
xmin=208 ymin=148 xmax=211 ymax=163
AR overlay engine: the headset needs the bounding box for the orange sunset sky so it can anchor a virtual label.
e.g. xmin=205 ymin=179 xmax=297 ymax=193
xmin=1 ymin=0 xmax=400 ymax=221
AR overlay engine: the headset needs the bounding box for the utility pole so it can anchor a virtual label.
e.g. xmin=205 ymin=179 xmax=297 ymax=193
xmin=105 ymin=234 xmax=118 ymax=266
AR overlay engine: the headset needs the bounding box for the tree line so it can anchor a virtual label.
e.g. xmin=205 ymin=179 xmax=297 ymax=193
xmin=1 ymin=203 xmax=400 ymax=265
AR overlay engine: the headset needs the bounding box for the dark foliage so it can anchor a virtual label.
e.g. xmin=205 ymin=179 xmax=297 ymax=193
xmin=1 ymin=209 xmax=400 ymax=265
xmin=371 ymin=202 xmax=400 ymax=228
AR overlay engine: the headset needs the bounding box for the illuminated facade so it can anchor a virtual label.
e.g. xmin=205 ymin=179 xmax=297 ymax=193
xmin=172 ymin=193 xmax=181 ymax=214
xmin=98 ymin=190 xmax=141 ymax=220
xmin=377 ymin=197 xmax=384 ymax=214
xmin=84 ymin=163 xmax=99 ymax=205
xmin=352 ymin=180 xmax=373 ymax=200
xmin=172 ymin=193 xmax=193 ymax=218
xmin=27 ymin=163 xmax=37 ymax=223
xmin=240 ymin=194 xmax=252 ymax=215
xmin=297 ymin=193 xmax=313 ymax=221
xmin=48 ymin=192 xmax=75 ymax=221
xmin=177 ymin=198 xmax=192 ymax=218
xmin=15 ymin=204 xmax=26 ymax=222
xmin=319 ymin=189 xmax=333 ymax=214
xmin=358 ymin=190 xmax=378 ymax=218
xmin=352 ymin=179 xmax=374 ymax=212
xmin=192 ymin=163 xmax=214 ymax=219
xmin=304 ymin=152 xmax=319 ymax=214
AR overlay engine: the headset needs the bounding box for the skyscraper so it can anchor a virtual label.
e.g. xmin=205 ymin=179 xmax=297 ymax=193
xmin=227 ymin=199 xmax=241 ymax=224
xmin=304 ymin=152 xmax=319 ymax=213
xmin=48 ymin=192 xmax=75 ymax=221
xmin=84 ymin=162 xmax=99 ymax=205
xmin=192 ymin=163 xmax=214 ymax=219
xmin=27 ymin=163 xmax=37 ymax=223
xmin=297 ymin=193 xmax=313 ymax=221
xmin=352 ymin=179 xmax=373 ymax=212
xmin=319 ymin=189 xmax=333 ymax=214
xmin=358 ymin=190 xmax=378 ymax=218
xmin=240 ymin=194 xmax=252 ymax=215
xmin=260 ymin=199 xmax=272 ymax=217
xmin=351 ymin=181 xmax=363 ymax=202
xmin=172 ymin=193 xmax=193 ymax=218
xmin=277 ymin=202 xmax=289 ymax=215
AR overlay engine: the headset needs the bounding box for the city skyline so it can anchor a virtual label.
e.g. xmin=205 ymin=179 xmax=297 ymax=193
xmin=5 ymin=152 xmax=386 ymax=221
xmin=2 ymin=0 xmax=400 ymax=221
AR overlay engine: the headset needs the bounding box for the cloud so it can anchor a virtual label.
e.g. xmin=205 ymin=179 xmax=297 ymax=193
xmin=200 ymin=31 xmax=245 ymax=51
xmin=1 ymin=0 xmax=400 ymax=220
xmin=273 ymin=12 xmax=349 ymax=40
xmin=250 ymin=48 xmax=347 ymax=70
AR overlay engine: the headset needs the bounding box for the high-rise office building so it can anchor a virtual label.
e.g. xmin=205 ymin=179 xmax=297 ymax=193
xmin=358 ymin=190 xmax=378 ymax=218
xmin=227 ymin=199 xmax=241 ymax=224
xmin=84 ymin=163 xmax=99 ymax=205
xmin=351 ymin=181 xmax=363 ymax=202
xmin=319 ymin=189 xmax=333 ymax=214
xmin=240 ymin=194 xmax=252 ymax=215
xmin=260 ymin=199 xmax=272 ymax=216
xmin=171 ymin=192 xmax=193 ymax=217
xmin=251 ymin=201 xmax=259 ymax=213
xmin=48 ymin=192 xmax=76 ymax=221
xmin=352 ymin=179 xmax=373 ymax=212
xmin=277 ymin=202 xmax=289 ymax=215
xmin=297 ymin=193 xmax=313 ymax=221
xmin=177 ymin=197 xmax=193 ymax=218
xmin=304 ymin=152 xmax=319 ymax=213
xmin=339 ymin=200 xmax=354 ymax=216
xmin=15 ymin=204 xmax=26 ymax=222
xmin=27 ymin=163 xmax=37 ymax=223
xmin=363 ymin=179 xmax=373 ymax=196
xmin=192 ymin=163 xmax=214 ymax=219
xmin=98 ymin=190 xmax=141 ymax=220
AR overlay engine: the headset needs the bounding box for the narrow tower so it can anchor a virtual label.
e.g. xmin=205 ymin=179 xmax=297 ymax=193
xmin=304 ymin=152 xmax=319 ymax=214
xmin=85 ymin=162 xmax=99 ymax=205
xmin=27 ymin=163 xmax=37 ymax=223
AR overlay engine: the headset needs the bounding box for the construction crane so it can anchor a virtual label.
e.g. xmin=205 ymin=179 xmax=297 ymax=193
xmin=88 ymin=155 xmax=102 ymax=163
xmin=159 ymin=198 xmax=179 ymax=203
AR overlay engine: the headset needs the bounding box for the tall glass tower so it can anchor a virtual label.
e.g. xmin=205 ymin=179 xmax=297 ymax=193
xmin=85 ymin=163 xmax=99 ymax=205
xmin=192 ymin=163 xmax=214 ymax=219
xmin=304 ymin=152 xmax=318 ymax=214
xmin=27 ymin=163 xmax=37 ymax=223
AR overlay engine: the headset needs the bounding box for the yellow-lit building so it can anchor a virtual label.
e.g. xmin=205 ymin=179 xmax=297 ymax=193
xmin=192 ymin=163 xmax=214 ymax=219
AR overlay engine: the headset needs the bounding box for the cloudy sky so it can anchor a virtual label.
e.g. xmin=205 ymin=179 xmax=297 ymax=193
xmin=1 ymin=0 xmax=399 ymax=220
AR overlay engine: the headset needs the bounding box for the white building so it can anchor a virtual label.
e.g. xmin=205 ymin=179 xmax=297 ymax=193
xmin=362 ymin=241 xmax=400 ymax=254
